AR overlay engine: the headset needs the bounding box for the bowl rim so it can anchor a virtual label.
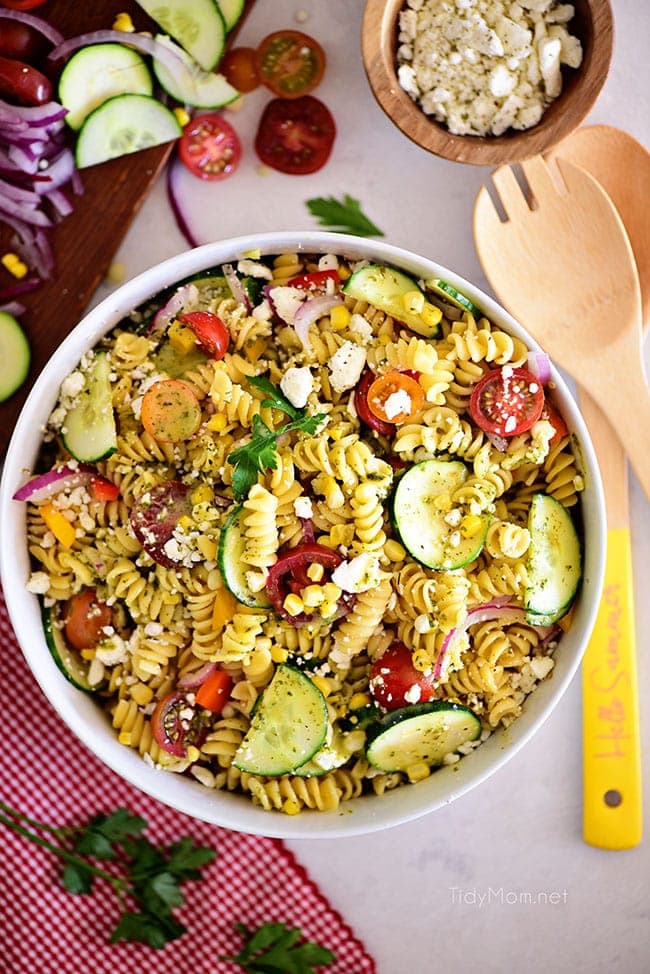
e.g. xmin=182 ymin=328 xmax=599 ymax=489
xmin=0 ymin=231 xmax=606 ymax=838
xmin=361 ymin=0 xmax=614 ymax=165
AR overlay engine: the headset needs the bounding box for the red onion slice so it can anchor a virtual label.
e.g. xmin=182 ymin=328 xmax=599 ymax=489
xmin=166 ymin=154 xmax=201 ymax=248
xmin=292 ymin=293 xmax=344 ymax=349
xmin=0 ymin=300 xmax=26 ymax=316
xmin=223 ymin=263 xmax=249 ymax=309
xmin=177 ymin=662 xmax=217 ymax=690
xmin=526 ymin=351 xmax=552 ymax=385
xmin=12 ymin=463 xmax=97 ymax=503
xmin=0 ymin=8 xmax=64 ymax=46
xmin=150 ymin=283 xmax=199 ymax=333
xmin=49 ymin=30 xmax=187 ymax=81
xmin=0 ymin=277 xmax=41 ymax=302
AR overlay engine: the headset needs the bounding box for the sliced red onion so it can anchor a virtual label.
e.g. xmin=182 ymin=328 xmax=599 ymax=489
xmin=45 ymin=188 xmax=73 ymax=219
xmin=49 ymin=30 xmax=187 ymax=80
xmin=0 ymin=277 xmax=40 ymax=302
xmin=0 ymin=193 xmax=51 ymax=226
xmin=223 ymin=263 xmax=250 ymax=310
xmin=150 ymin=283 xmax=199 ymax=332
xmin=166 ymin=154 xmax=201 ymax=248
xmin=292 ymin=293 xmax=344 ymax=349
xmin=34 ymin=148 xmax=75 ymax=193
xmin=0 ymin=8 xmax=64 ymax=46
xmin=177 ymin=661 xmax=217 ymax=690
xmin=0 ymin=300 xmax=26 ymax=316
xmin=0 ymin=177 xmax=40 ymax=205
xmin=526 ymin=351 xmax=552 ymax=385
xmin=486 ymin=430 xmax=509 ymax=452
xmin=299 ymin=517 xmax=315 ymax=544
xmin=0 ymin=100 xmax=67 ymax=127
xmin=12 ymin=463 xmax=97 ymax=503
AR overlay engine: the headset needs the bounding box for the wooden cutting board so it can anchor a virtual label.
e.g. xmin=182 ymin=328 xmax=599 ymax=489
xmin=0 ymin=0 xmax=255 ymax=454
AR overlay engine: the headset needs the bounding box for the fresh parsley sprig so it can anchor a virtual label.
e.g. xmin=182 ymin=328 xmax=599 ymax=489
xmin=0 ymin=800 xmax=215 ymax=949
xmin=228 ymin=377 xmax=325 ymax=501
xmin=306 ymin=193 xmax=384 ymax=237
xmin=222 ymin=921 xmax=335 ymax=973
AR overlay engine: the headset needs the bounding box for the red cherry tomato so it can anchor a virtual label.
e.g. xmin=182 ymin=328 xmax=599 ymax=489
xmin=90 ymin=477 xmax=120 ymax=502
xmin=178 ymin=113 xmax=241 ymax=181
xmin=219 ymin=46 xmax=260 ymax=92
xmin=541 ymin=398 xmax=569 ymax=446
xmin=63 ymin=589 xmax=112 ymax=651
xmin=130 ymin=481 xmax=191 ymax=568
xmin=354 ymin=371 xmax=396 ymax=436
xmin=0 ymin=1 xmax=48 ymax=9
xmin=0 ymin=54 xmax=51 ymax=105
xmin=366 ymin=371 xmax=425 ymax=425
xmin=369 ymin=641 xmax=436 ymax=711
xmin=255 ymin=30 xmax=326 ymax=99
xmin=151 ymin=691 xmax=208 ymax=758
xmin=179 ymin=310 xmax=230 ymax=359
xmin=0 ymin=22 xmax=48 ymax=62
xmin=265 ymin=542 xmax=353 ymax=625
xmin=288 ymin=270 xmax=340 ymax=291
xmin=255 ymin=95 xmax=335 ymax=175
xmin=469 ymin=366 xmax=545 ymax=437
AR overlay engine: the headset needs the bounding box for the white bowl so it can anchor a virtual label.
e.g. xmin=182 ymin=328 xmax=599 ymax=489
xmin=0 ymin=231 xmax=605 ymax=838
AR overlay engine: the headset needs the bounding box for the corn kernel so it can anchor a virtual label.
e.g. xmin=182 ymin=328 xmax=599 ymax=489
xmin=433 ymin=493 xmax=452 ymax=512
xmin=212 ymin=589 xmax=237 ymax=629
xmin=420 ymin=301 xmax=443 ymax=330
xmin=302 ymin=584 xmax=326 ymax=608
xmin=460 ymin=514 xmax=484 ymax=538
xmin=178 ymin=515 xmax=193 ymax=531
xmin=112 ymin=11 xmax=135 ymax=31
xmin=168 ymin=319 xmax=197 ymax=355
xmin=1 ymin=252 xmax=28 ymax=279
xmin=130 ymin=682 xmax=154 ymax=706
xmin=322 ymin=582 xmax=342 ymax=602
xmin=330 ymin=304 xmax=351 ymax=329
xmin=283 ymin=593 xmax=304 ymax=616
xmin=105 ymin=261 xmax=126 ymax=284
xmin=118 ymin=731 xmax=132 ymax=746
xmin=80 ymin=649 xmax=95 ymax=661
xmin=282 ymin=798 xmax=301 ymax=815
xmin=407 ymin=762 xmax=431 ymax=783
xmin=191 ymin=483 xmax=214 ymax=506
xmin=310 ymin=675 xmax=331 ymax=697
xmin=270 ymin=645 xmax=289 ymax=663
xmin=412 ymin=648 xmax=432 ymax=673
xmin=349 ymin=692 xmax=371 ymax=710
xmin=384 ymin=539 xmax=406 ymax=562
xmin=307 ymin=562 xmax=325 ymax=582
xmin=173 ymin=106 xmax=191 ymax=128
xmin=186 ymin=745 xmax=201 ymax=762
xmin=40 ymin=503 xmax=76 ymax=548
xmin=243 ymin=248 xmax=261 ymax=259
xmin=319 ymin=601 xmax=337 ymax=619
xmin=379 ymin=333 xmax=392 ymax=345
xmin=207 ymin=413 xmax=227 ymax=432
xmin=337 ymin=265 xmax=351 ymax=281
xmin=404 ymin=290 xmax=425 ymax=314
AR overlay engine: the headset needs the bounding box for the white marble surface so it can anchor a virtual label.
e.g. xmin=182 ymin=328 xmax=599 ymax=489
xmin=93 ymin=1 xmax=650 ymax=971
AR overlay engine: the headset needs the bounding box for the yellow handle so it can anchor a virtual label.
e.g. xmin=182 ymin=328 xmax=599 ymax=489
xmin=582 ymin=528 xmax=643 ymax=849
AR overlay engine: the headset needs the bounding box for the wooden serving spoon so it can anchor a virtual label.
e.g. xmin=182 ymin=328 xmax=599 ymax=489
xmin=547 ymin=127 xmax=649 ymax=850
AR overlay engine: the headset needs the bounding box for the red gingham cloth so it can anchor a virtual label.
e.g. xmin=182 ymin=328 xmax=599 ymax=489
xmin=0 ymin=588 xmax=375 ymax=974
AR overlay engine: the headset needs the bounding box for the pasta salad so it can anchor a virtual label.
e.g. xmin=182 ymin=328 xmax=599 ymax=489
xmin=16 ymin=250 xmax=584 ymax=815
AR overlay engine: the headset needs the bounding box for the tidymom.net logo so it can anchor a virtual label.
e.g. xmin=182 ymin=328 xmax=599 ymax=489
xmin=450 ymin=887 xmax=568 ymax=907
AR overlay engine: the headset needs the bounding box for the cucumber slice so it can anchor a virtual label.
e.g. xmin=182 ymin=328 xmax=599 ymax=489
xmin=152 ymin=340 xmax=208 ymax=378
xmin=216 ymin=0 xmax=244 ymax=31
xmin=366 ymin=701 xmax=481 ymax=772
xmin=343 ymin=264 xmax=440 ymax=337
xmin=135 ymin=0 xmax=226 ymax=70
xmin=42 ymin=605 xmax=97 ymax=693
xmin=152 ymin=34 xmax=239 ymax=108
xmin=58 ymin=44 xmax=153 ymax=131
xmin=393 ymin=459 xmax=490 ymax=570
xmin=190 ymin=274 xmax=231 ymax=306
xmin=62 ymin=352 xmax=117 ymax=462
xmin=425 ymin=278 xmax=481 ymax=316
xmin=0 ymin=311 xmax=30 ymax=403
xmin=217 ymin=505 xmax=272 ymax=609
xmin=75 ymin=94 xmax=181 ymax=169
xmin=233 ymin=665 xmax=328 ymax=775
xmin=525 ymin=493 xmax=581 ymax=623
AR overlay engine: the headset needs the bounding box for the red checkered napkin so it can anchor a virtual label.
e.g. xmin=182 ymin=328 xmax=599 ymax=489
xmin=0 ymin=589 xmax=375 ymax=974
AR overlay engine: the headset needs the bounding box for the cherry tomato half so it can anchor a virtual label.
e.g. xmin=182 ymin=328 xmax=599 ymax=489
xmin=255 ymin=30 xmax=326 ymax=98
xmin=265 ymin=542 xmax=353 ymax=625
xmin=255 ymin=95 xmax=335 ymax=175
xmin=354 ymin=371 xmax=396 ymax=437
xmin=369 ymin=641 xmax=436 ymax=711
xmin=219 ymin=46 xmax=260 ymax=92
xmin=178 ymin=113 xmax=242 ymax=181
xmin=289 ymin=269 xmax=340 ymax=291
xmin=151 ymin=691 xmax=209 ymax=758
xmin=541 ymin=399 xmax=569 ymax=446
xmin=63 ymin=588 xmax=112 ymax=651
xmin=130 ymin=481 xmax=191 ymax=568
xmin=367 ymin=371 xmax=425 ymax=425
xmin=469 ymin=366 xmax=544 ymax=437
xmin=179 ymin=310 xmax=230 ymax=359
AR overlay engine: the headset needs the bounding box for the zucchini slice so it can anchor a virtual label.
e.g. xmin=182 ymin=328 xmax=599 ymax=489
xmin=62 ymin=352 xmax=117 ymax=462
xmin=217 ymin=505 xmax=272 ymax=608
xmin=152 ymin=34 xmax=239 ymax=108
xmin=525 ymin=493 xmax=582 ymax=624
xmin=366 ymin=702 xmax=481 ymax=772
xmin=58 ymin=43 xmax=153 ymax=130
xmin=75 ymin=93 xmax=181 ymax=168
xmin=42 ymin=605 xmax=98 ymax=693
xmin=425 ymin=278 xmax=481 ymax=316
xmin=0 ymin=310 xmax=30 ymax=403
xmin=343 ymin=264 xmax=441 ymax=337
xmin=392 ymin=459 xmax=490 ymax=570
xmin=134 ymin=0 xmax=226 ymax=70
xmin=233 ymin=665 xmax=329 ymax=776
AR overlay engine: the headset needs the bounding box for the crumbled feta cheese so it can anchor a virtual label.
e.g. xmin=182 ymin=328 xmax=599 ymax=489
xmin=269 ymin=285 xmax=305 ymax=324
xmin=26 ymin=571 xmax=50 ymax=594
xmin=529 ymin=655 xmax=555 ymax=680
xmin=280 ymin=366 xmax=313 ymax=408
xmin=383 ymin=389 xmax=412 ymax=420
xmin=236 ymin=258 xmax=273 ymax=279
xmin=331 ymin=552 xmax=383 ymax=593
xmin=328 ymin=341 xmax=367 ymax=393
xmin=293 ymin=496 xmax=314 ymax=519
xmin=348 ymin=313 xmax=373 ymax=343
xmin=251 ymin=299 xmax=272 ymax=321
xmin=60 ymin=371 xmax=85 ymax=399
xmin=404 ymin=684 xmax=422 ymax=704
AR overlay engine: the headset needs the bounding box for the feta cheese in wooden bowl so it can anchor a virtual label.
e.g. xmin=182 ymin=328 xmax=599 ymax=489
xmin=362 ymin=0 xmax=613 ymax=164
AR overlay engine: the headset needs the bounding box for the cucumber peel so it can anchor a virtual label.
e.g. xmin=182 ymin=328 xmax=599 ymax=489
xmin=366 ymin=701 xmax=481 ymax=772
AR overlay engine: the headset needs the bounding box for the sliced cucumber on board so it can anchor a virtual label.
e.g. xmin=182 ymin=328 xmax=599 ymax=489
xmin=42 ymin=605 xmax=98 ymax=693
xmin=366 ymin=702 xmax=481 ymax=773
xmin=343 ymin=264 xmax=441 ymax=337
xmin=135 ymin=0 xmax=226 ymax=70
xmin=525 ymin=492 xmax=582 ymax=624
xmin=62 ymin=352 xmax=117 ymax=462
xmin=218 ymin=505 xmax=272 ymax=608
xmin=216 ymin=0 xmax=245 ymax=31
xmin=392 ymin=459 xmax=490 ymax=570
xmin=152 ymin=34 xmax=239 ymax=108
xmin=58 ymin=44 xmax=153 ymax=130
xmin=0 ymin=311 xmax=30 ymax=403
xmin=233 ymin=665 xmax=328 ymax=775
xmin=75 ymin=93 xmax=181 ymax=169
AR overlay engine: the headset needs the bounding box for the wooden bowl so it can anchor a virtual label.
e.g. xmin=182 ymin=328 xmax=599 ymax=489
xmin=361 ymin=0 xmax=613 ymax=165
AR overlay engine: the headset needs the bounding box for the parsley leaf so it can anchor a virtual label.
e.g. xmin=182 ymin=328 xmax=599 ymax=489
xmin=61 ymin=861 xmax=94 ymax=895
xmin=306 ymin=193 xmax=384 ymax=237
xmin=110 ymin=910 xmax=186 ymax=949
xmin=247 ymin=374 xmax=301 ymax=421
xmin=222 ymin=921 xmax=335 ymax=974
